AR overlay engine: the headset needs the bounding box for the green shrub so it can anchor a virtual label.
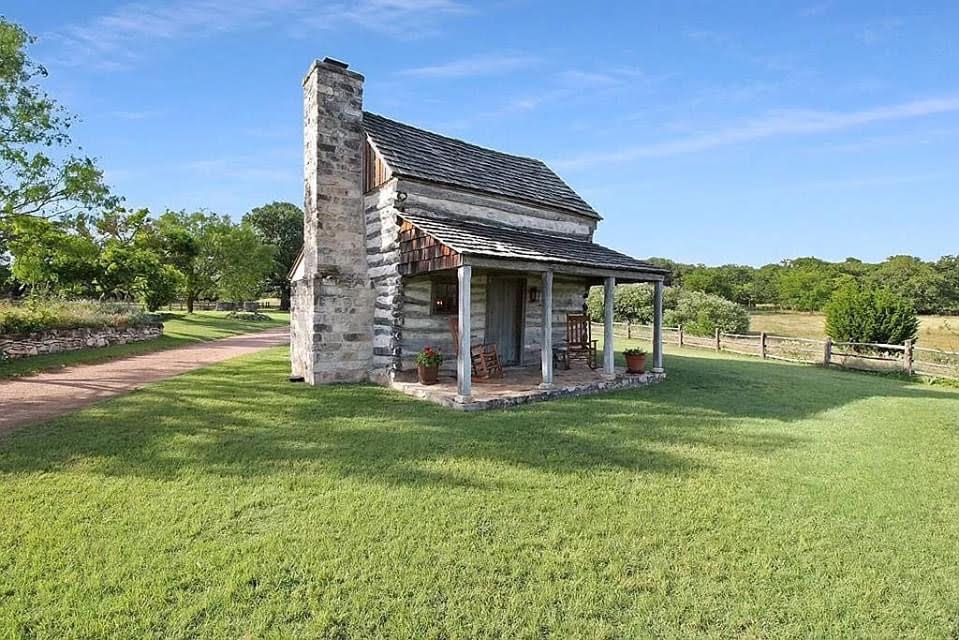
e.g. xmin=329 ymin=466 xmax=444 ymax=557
xmin=0 ymin=299 xmax=153 ymax=335
xmin=663 ymin=290 xmax=750 ymax=336
xmin=825 ymin=284 xmax=919 ymax=345
xmin=587 ymin=285 xmax=749 ymax=336
xmin=586 ymin=284 xmax=654 ymax=323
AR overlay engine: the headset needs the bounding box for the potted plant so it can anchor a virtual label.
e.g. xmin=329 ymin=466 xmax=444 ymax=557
xmin=415 ymin=346 xmax=443 ymax=385
xmin=623 ymin=347 xmax=647 ymax=374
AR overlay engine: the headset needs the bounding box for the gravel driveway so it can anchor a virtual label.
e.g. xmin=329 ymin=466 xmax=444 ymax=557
xmin=0 ymin=328 xmax=289 ymax=436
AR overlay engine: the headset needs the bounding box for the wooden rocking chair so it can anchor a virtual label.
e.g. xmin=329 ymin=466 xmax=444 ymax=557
xmin=565 ymin=313 xmax=598 ymax=369
xmin=449 ymin=316 xmax=504 ymax=380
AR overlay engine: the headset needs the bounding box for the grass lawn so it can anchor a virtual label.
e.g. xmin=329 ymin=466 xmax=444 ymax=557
xmin=750 ymin=311 xmax=959 ymax=351
xmin=2 ymin=346 xmax=959 ymax=638
xmin=0 ymin=311 xmax=288 ymax=379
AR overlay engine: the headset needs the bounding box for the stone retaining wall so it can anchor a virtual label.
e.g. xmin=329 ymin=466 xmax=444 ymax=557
xmin=0 ymin=324 xmax=163 ymax=360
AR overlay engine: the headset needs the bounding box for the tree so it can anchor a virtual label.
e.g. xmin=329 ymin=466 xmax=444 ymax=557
xmin=869 ymin=255 xmax=946 ymax=314
xmin=936 ymin=255 xmax=959 ymax=313
xmin=825 ymin=284 xmax=919 ymax=346
xmin=242 ymin=201 xmax=303 ymax=311
xmin=5 ymin=215 xmax=100 ymax=295
xmin=215 ymin=223 xmax=274 ymax=304
xmin=776 ymin=258 xmax=843 ymax=311
xmin=151 ymin=210 xmax=230 ymax=313
xmin=0 ymin=18 xmax=114 ymax=235
xmin=752 ymin=264 xmax=782 ymax=306
xmin=5 ymin=207 xmax=179 ymax=307
xmin=136 ymin=261 xmax=181 ymax=311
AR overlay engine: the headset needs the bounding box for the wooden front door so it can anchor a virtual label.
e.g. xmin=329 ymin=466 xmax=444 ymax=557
xmin=486 ymin=277 xmax=525 ymax=365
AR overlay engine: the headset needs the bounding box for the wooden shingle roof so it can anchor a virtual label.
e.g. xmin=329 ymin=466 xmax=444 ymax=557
xmin=397 ymin=211 xmax=666 ymax=276
xmin=363 ymin=112 xmax=600 ymax=219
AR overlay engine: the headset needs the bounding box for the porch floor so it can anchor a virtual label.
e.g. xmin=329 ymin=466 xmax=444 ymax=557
xmin=389 ymin=364 xmax=666 ymax=411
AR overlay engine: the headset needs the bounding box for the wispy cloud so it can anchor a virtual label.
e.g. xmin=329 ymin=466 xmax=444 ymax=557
xmin=554 ymin=96 xmax=959 ymax=168
xmin=759 ymin=171 xmax=950 ymax=195
xmin=856 ymin=17 xmax=904 ymax=45
xmin=109 ymin=109 xmax=164 ymax=120
xmin=47 ymin=0 xmax=468 ymax=70
xmin=436 ymin=66 xmax=650 ymax=131
xmin=182 ymin=154 xmax=294 ymax=183
xmin=397 ymin=53 xmax=539 ymax=78
xmin=298 ymin=0 xmax=468 ymax=38
xmin=49 ymin=0 xmax=301 ymax=69
xmin=682 ymin=27 xmax=800 ymax=74
xmin=798 ymin=2 xmax=831 ymax=18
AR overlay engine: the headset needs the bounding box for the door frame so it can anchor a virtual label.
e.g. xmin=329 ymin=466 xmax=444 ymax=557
xmin=485 ymin=275 xmax=527 ymax=366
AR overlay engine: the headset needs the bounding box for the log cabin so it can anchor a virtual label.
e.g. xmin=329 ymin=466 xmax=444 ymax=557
xmin=289 ymin=57 xmax=667 ymax=406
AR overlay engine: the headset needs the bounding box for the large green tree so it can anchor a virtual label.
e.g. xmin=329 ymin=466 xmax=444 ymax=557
xmin=242 ymin=201 xmax=303 ymax=311
xmin=0 ymin=18 xmax=113 ymax=236
xmin=936 ymin=255 xmax=959 ymax=312
xmin=868 ymin=255 xmax=946 ymax=315
xmin=151 ymin=210 xmax=231 ymax=313
xmin=215 ymin=223 xmax=274 ymax=304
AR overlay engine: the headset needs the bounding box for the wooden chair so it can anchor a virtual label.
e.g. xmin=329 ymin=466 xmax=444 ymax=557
xmin=449 ymin=316 xmax=503 ymax=380
xmin=565 ymin=314 xmax=598 ymax=369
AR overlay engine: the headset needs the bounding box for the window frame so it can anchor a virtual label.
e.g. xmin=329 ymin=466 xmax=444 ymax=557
xmin=430 ymin=279 xmax=458 ymax=316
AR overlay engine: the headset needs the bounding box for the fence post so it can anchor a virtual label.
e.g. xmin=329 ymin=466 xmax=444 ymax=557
xmin=715 ymin=328 xmax=721 ymax=352
xmin=678 ymin=324 xmax=684 ymax=348
xmin=760 ymin=332 xmax=767 ymax=359
xmin=823 ymin=338 xmax=832 ymax=367
xmin=904 ymin=339 xmax=914 ymax=375
xmin=626 ymin=320 xmax=632 ymax=340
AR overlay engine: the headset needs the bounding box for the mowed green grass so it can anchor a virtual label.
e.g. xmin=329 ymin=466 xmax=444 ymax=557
xmin=0 ymin=311 xmax=288 ymax=379
xmin=2 ymin=347 xmax=959 ymax=638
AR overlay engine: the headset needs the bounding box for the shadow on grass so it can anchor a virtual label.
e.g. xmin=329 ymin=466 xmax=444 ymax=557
xmin=1 ymin=349 xmax=956 ymax=486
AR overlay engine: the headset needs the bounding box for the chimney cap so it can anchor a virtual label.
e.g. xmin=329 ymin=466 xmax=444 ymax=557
xmin=323 ymin=57 xmax=349 ymax=69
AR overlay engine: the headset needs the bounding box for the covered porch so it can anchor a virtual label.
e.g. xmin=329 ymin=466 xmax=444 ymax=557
xmin=395 ymin=212 xmax=669 ymax=409
xmin=391 ymin=362 xmax=666 ymax=411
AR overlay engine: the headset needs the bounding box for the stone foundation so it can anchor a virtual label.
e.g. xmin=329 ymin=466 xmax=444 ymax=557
xmin=0 ymin=324 xmax=163 ymax=360
xmin=388 ymin=365 xmax=666 ymax=411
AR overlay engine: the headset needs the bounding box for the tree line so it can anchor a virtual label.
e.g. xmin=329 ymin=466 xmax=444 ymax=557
xmin=2 ymin=203 xmax=303 ymax=311
xmin=646 ymin=255 xmax=959 ymax=314
xmin=0 ymin=18 xmax=302 ymax=311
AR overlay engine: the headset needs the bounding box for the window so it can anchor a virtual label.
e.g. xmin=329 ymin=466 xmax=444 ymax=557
xmin=431 ymin=280 xmax=458 ymax=315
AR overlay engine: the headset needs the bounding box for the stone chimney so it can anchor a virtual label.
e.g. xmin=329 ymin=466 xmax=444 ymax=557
xmin=290 ymin=58 xmax=374 ymax=384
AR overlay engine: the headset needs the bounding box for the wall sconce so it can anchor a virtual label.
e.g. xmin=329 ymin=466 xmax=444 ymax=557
xmin=528 ymin=287 xmax=540 ymax=303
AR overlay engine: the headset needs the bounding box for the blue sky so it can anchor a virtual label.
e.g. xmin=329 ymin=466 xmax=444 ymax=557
xmin=6 ymin=1 xmax=959 ymax=266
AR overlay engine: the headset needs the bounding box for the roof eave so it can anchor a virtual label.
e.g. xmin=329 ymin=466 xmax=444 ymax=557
xmin=460 ymin=254 xmax=668 ymax=282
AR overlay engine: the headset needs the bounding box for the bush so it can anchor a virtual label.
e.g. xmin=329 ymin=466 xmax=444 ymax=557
xmin=586 ymin=284 xmax=749 ymax=336
xmin=0 ymin=299 xmax=153 ymax=335
xmin=586 ymin=284 xmax=654 ymax=323
xmin=825 ymin=284 xmax=919 ymax=345
xmin=664 ymin=290 xmax=750 ymax=336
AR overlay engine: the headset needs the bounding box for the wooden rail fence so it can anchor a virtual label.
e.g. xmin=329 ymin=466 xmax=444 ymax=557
xmin=594 ymin=321 xmax=959 ymax=381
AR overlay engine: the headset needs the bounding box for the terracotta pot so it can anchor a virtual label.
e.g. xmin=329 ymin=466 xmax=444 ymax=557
xmin=417 ymin=363 xmax=439 ymax=385
xmin=625 ymin=353 xmax=646 ymax=374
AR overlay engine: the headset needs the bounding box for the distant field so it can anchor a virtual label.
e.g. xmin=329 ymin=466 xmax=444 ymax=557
xmin=750 ymin=312 xmax=959 ymax=351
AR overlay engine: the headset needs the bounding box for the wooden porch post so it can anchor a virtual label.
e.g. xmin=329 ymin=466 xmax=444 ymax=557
xmin=540 ymin=270 xmax=554 ymax=388
xmin=456 ymin=265 xmax=472 ymax=401
xmin=653 ymin=279 xmax=664 ymax=373
xmin=603 ymin=276 xmax=616 ymax=378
